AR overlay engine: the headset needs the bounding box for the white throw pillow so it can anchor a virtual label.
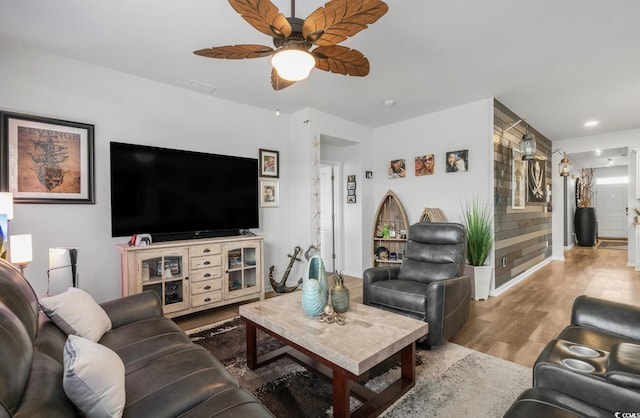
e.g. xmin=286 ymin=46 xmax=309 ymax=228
xmin=40 ymin=287 xmax=112 ymax=342
xmin=63 ymin=335 xmax=126 ymax=418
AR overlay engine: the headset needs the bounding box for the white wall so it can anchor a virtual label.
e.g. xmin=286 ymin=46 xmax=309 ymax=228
xmin=553 ymin=129 xmax=640 ymax=265
xmin=371 ymin=99 xmax=494 ymax=227
xmin=0 ymin=40 xmax=293 ymax=301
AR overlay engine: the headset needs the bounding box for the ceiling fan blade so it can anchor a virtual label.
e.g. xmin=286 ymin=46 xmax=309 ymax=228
xmin=312 ymin=45 xmax=370 ymax=76
xmin=271 ymin=68 xmax=296 ymax=90
xmin=302 ymin=0 xmax=388 ymax=46
xmin=194 ymin=44 xmax=274 ymax=59
xmin=228 ymin=0 xmax=292 ymax=39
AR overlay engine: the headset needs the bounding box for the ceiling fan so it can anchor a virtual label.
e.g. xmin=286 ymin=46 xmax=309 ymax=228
xmin=194 ymin=0 xmax=388 ymax=90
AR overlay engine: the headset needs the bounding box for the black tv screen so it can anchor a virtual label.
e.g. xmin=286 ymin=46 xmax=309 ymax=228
xmin=110 ymin=142 xmax=259 ymax=240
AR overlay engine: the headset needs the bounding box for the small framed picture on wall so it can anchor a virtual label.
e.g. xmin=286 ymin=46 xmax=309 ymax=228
xmin=259 ymin=179 xmax=279 ymax=208
xmin=445 ymin=150 xmax=468 ymax=173
xmin=347 ymin=195 xmax=356 ymax=204
xmin=259 ymin=148 xmax=279 ymax=178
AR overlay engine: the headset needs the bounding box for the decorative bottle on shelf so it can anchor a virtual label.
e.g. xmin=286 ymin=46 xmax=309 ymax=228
xmin=330 ymin=272 xmax=350 ymax=313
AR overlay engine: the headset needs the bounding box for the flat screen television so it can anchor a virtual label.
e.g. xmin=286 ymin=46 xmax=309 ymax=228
xmin=110 ymin=142 xmax=259 ymax=241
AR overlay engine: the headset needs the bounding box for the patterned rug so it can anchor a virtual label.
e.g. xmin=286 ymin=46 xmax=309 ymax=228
xmin=189 ymin=318 xmax=530 ymax=417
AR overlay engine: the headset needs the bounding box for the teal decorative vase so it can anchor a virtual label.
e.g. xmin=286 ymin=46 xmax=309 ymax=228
xmin=301 ymin=255 xmax=329 ymax=316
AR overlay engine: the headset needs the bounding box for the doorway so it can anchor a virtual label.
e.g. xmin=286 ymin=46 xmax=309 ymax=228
xmin=319 ymin=163 xmax=341 ymax=273
xmin=596 ymin=182 xmax=628 ymax=239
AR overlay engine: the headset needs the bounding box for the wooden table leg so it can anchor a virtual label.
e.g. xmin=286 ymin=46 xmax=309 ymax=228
xmin=332 ymin=369 xmax=350 ymax=418
xmin=245 ymin=320 xmax=258 ymax=370
xmin=400 ymin=342 xmax=416 ymax=381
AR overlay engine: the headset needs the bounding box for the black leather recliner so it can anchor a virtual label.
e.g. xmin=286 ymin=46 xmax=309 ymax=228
xmin=363 ymin=222 xmax=471 ymax=346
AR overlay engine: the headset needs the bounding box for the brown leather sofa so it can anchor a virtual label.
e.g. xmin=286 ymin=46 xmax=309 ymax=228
xmin=0 ymin=258 xmax=274 ymax=418
xmin=363 ymin=222 xmax=471 ymax=346
xmin=504 ymin=295 xmax=640 ymax=417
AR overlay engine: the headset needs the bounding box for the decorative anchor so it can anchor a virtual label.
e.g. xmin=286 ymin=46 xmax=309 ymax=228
xmin=269 ymin=246 xmax=303 ymax=293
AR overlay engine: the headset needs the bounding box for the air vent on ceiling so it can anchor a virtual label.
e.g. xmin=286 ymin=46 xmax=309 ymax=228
xmin=187 ymin=80 xmax=218 ymax=95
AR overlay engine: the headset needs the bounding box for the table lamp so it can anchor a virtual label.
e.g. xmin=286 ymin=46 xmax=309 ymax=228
xmin=10 ymin=234 xmax=32 ymax=274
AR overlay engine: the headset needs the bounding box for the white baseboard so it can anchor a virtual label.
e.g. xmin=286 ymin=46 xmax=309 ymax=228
xmin=564 ymin=243 xmax=575 ymax=250
xmin=490 ymin=258 xmax=553 ymax=297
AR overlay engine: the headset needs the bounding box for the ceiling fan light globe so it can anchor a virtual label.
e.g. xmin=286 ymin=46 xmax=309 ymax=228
xmin=271 ymin=49 xmax=315 ymax=82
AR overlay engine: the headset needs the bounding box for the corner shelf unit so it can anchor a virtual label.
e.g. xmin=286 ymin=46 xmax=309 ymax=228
xmin=372 ymin=190 xmax=409 ymax=267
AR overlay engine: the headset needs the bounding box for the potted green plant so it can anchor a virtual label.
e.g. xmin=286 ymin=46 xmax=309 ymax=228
xmin=461 ymin=197 xmax=494 ymax=300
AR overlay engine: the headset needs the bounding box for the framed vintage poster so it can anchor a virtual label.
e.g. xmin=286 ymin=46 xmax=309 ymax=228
xmin=259 ymin=148 xmax=279 ymax=178
xmin=512 ymin=148 xmax=526 ymax=209
xmin=260 ymin=179 xmax=279 ymax=208
xmin=527 ymin=159 xmax=546 ymax=202
xmin=0 ymin=111 xmax=95 ymax=203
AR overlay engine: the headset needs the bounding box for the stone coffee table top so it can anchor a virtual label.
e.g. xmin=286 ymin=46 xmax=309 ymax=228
xmin=239 ymin=292 xmax=428 ymax=376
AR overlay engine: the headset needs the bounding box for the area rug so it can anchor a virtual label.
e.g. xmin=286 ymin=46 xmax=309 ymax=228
xmin=597 ymin=240 xmax=628 ymax=250
xmin=189 ymin=318 xmax=530 ymax=417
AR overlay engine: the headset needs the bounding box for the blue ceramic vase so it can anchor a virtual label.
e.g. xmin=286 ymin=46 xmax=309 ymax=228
xmin=301 ymin=255 xmax=329 ymax=316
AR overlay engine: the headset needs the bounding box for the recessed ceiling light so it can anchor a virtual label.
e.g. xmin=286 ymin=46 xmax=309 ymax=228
xmin=584 ymin=120 xmax=599 ymax=127
xmin=595 ymin=149 xmax=602 ymax=156
xmin=383 ymin=99 xmax=396 ymax=107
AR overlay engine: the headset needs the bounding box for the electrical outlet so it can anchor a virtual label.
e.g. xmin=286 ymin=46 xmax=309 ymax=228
xmin=502 ymin=257 xmax=507 ymax=267
xmin=545 ymin=240 xmax=549 ymax=247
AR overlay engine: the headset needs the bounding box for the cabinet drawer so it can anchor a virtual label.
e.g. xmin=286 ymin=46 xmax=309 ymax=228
xmin=191 ymin=267 xmax=222 ymax=282
xmin=191 ymin=292 xmax=222 ymax=307
xmin=191 ymin=255 xmax=222 ymax=270
xmin=191 ymin=279 xmax=222 ymax=295
xmin=191 ymin=244 xmax=222 ymax=257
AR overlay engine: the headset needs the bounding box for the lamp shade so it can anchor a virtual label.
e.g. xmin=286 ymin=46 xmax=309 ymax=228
xmin=0 ymin=192 xmax=14 ymax=220
xmin=10 ymin=234 xmax=32 ymax=264
xmin=271 ymin=49 xmax=315 ymax=81
xmin=559 ymin=153 xmax=571 ymax=177
xmin=520 ymin=133 xmax=537 ymax=160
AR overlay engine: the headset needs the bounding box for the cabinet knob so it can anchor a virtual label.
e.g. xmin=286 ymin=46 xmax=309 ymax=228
xmin=204 ymin=261 xmax=211 ymax=266
xmin=204 ymin=273 xmax=211 ymax=278
xmin=203 ymin=248 xmax=211 ymax=253
xmin=185 ymin=276 xmax=189 ymax=280
xmin=204 ymin=285 xmax=211 ymax=290
xmin=204 ymin=298 xmax=211 ymax=302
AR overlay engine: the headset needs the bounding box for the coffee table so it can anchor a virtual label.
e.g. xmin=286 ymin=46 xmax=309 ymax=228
xmin=239 ymin=292 xmax=428 ymax=418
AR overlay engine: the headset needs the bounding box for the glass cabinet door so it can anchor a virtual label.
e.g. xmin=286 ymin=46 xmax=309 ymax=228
xmin=137 ymin=249 xmax=189 ymax=314
xmin=225 ymin=244 xmax=258 ymax=298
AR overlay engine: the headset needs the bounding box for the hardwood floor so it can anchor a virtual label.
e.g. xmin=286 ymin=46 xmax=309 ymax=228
xmin=176 ymin=245 xmax=639 ymax=368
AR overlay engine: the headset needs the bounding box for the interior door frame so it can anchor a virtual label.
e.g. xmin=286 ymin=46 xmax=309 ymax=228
xmin=319 ymin=161 xmax=343 ymax=274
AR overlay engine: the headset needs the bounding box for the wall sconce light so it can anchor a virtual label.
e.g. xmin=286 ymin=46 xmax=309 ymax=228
xmin=520 ymin=125 xmax=537 ymax=160
xmin=559 ymin=153 xmax=571 ymax=177
xmin=10 ymin=234 xmax=32 ymax=274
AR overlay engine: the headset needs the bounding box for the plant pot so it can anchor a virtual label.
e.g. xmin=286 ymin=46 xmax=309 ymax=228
xmin=464 ymin=264 xmax=492 ymax=301
xmin=575 ymin=207 xmax=596 ymax=246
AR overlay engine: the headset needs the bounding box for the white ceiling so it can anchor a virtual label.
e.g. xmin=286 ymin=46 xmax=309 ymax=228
xmin=1 ymin=0 xmax=640 ymax=140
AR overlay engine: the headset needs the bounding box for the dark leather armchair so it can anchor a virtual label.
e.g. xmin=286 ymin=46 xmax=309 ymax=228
xmin=363 ymin=222 xmax=471 ymax=346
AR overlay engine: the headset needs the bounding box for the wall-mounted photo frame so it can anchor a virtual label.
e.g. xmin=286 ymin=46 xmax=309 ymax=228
xmin=347 ymin=189 xmax=355 ymax=196
xmin=415 ymin=154 xmax=434 ymax=176
xmin=528 ymin=159 xmax=546 ymax=202
xmin=365 ymin=171 xmax=373 ymax=179
xmin=347 ymin=181 xmax=356 ymax=190
xmin=388 ymin=159 xmax=406 ymax=178
xmin=347 ymin=195 xmax=356 ymax=204
xmin=512 ymin=148 xmax=526 ymax=209
xmin=0 ymin=111 xmax=95 ymax=203
xmin=445 ymin=150 xmax=468 ymax=173
xmin=259 ymin=148 xmax=279 ymax=178
xmin=347 ymin=175 xmax=356 ymax=182
xmin=259 ymin=179 xmax=279 ymax=208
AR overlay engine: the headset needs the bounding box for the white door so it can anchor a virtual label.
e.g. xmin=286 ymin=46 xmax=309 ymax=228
xmin=596 ymin=183 xmax=627 ymax=238
xmin=319 ymin=165 xmax=335 ymax=272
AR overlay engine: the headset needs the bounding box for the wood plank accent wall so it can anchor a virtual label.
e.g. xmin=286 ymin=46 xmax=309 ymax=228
xmin=493 ymin=99 xmax=553 ymax=288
